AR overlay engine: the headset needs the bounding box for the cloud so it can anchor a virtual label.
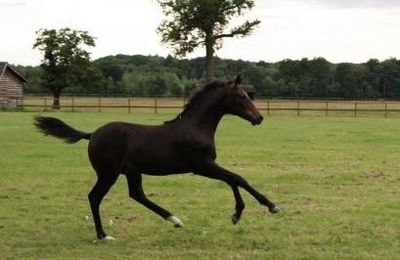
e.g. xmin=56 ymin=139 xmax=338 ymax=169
xmin=256 ymin=0 xmax=400 ymax=9
xmin=313 ymin=0 xmax=400 ymax=9
xmin=1 ymin=0 xmax=399 ymax=65
xmin=0 ymin=2 xmax=26 ymax=6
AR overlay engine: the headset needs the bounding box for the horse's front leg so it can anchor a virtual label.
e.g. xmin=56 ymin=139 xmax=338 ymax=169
xmin=194 ymin=161 xmax=280 ymax=221
xmin=125 ymin=173 xmax=184 ymax=228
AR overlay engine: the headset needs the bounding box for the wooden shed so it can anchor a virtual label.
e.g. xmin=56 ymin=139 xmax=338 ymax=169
xmin=189 ymin=83 xmax=256 ymax=100
xmin=240 ymin=85 xmax=256 ymax=99
xmin=0 ymin=62 xmax=27 ymax=107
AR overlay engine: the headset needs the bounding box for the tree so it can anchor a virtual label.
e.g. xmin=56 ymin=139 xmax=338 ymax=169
xmin=335 ymin=63 xmax=370 ymax=98
xmin=33 ymin=28 xmax=95 ymax=109
xmin=157 ymin=0 xmax=260 ymax=81
xmin=15 ymin=65 xmax=45 ymax=93
xmin=380 ymin=58 xmax=400 ymax=98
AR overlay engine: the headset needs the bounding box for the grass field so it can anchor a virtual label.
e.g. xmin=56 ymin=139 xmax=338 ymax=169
xmin=1 ymin=111 xmax=400 ymax=259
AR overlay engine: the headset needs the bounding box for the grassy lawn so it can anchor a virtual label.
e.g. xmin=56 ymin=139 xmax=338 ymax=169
xmin=0 ymin=111 xmax=399 ymax=259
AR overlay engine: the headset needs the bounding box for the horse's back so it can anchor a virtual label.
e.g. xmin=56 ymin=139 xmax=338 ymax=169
xmin=88 ymin=121 xmax=177 ymax=174
xmin=87 ymin=122 xmax=149 ymax=174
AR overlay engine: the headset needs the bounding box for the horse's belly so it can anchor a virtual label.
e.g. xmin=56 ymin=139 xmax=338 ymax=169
xmin=131 ymin=160 xmax=192 ymax=175
xmin=126 ymin=147 xmax=192 ymax=175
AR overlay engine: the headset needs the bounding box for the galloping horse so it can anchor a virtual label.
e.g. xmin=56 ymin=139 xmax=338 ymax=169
xmin=34 ymin=75 xmax=280 ymax=241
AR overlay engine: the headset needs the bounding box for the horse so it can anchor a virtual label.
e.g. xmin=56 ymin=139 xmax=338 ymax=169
xmin=34 ymin=75 xmax=280 ymax=241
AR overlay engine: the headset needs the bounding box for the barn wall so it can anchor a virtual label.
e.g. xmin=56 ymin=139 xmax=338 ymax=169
xmin=0 ymin=68 xmax=24 ymax=107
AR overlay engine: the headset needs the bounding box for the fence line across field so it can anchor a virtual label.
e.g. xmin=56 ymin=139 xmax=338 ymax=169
xmin=18 ymin=96 xmax=400 ymax=118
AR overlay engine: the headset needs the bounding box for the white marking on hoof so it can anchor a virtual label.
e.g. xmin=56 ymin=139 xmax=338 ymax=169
xmin=269 ymin=206 xmax=281 ymax=214
xmin=231 ymin=215 xmax=239 ymax=225
xmin=166 ymin=216 xmax=184 ymax=228
xmin=100 ymin=235 xmax=115 ymax=242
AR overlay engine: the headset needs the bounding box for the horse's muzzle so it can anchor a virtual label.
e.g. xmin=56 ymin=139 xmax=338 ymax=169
xmin=251 ymin=115 xmax=264 ymax=125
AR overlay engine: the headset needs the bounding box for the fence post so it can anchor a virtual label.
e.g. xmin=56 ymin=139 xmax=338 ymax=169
xmin=98 ymin=97 xmax=101 ymax=112
xmin=267 ymin=100 xmax=270 ymax=116
xmin=154 ymin=97 xmax=158 ymax=114
xmin=354 ymin=102 xmax=357 ymax=118
xmin=71 ymin=97 xmax=75 ymax=112
xmin=385 ymin=102 xmax=388 ymax=118
xmin=44 ymin=98 xmax=47 ymax=111
xmin=325 ymin=101 xmax=329 ymax=117
xmin=297 ymin=100 xmax=300 ymax=116
xmin=128 ymin=98 xmax=131 ymax=113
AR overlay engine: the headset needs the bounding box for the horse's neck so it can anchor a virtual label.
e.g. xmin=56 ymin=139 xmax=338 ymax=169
xmin=197 ymin=109 xmax=224 ymax=136
xmin=184 ymin=98 xmax=225 ymax=136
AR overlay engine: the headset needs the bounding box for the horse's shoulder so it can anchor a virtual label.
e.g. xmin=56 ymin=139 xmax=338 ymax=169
xmin=175 ymin=131 xmax=215 ymax=157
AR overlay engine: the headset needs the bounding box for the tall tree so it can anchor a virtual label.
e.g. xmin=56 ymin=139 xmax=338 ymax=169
xmin=157 ymin=0 xmax=260 ymax=81
xmin=33 ymin=28 xmax=95 ymax=109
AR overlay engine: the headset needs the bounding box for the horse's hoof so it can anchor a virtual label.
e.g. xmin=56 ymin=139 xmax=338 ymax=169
xmin=100 ymin=235 xmax=115 ymax=242
xmin=231 ymin=215 xmax=240 ymax=225
xmin=166 ymin=216 xmax=184 ymax=228
xmin=269 ymin=206 xmax=281 ymax=214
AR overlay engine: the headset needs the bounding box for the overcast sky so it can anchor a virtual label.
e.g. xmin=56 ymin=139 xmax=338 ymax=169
xmin=1 ymin=0 xmax=399 ymax=65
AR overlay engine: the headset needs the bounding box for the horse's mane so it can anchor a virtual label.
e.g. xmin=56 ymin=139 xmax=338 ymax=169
xmin=164 ymin=81 xmax=225 ymax=124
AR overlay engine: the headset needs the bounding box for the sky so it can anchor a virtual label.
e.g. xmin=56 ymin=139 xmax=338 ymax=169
xmin=0 ymin=0 xmax=399 ymax=65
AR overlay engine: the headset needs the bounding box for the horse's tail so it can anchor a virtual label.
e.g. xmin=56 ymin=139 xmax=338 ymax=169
xmin=34 ymin=116 xmax=91 ymax=144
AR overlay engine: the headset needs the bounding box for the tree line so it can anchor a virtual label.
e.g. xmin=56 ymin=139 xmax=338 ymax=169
xmin=21 ymin=0 xmax=400 ymax=109
xmin=24 ymin=0 xmax=262 ymax=109
xmin=17 ymin=55 xmax=400 ymax=99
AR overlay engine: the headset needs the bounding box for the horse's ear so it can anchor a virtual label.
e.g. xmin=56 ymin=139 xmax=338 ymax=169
xmin=229 ymin=74 xmax=242 ymax=88
xmin=235 ymin=74 xmax=242 ymax=86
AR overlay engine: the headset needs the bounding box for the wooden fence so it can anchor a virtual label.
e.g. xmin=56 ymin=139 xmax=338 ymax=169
xmin=16 ymin=96 xmax=400 ymax=118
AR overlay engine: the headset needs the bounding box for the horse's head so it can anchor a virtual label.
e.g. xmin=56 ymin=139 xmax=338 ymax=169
xmin=223 ymin=75 xmax=264 ymax=125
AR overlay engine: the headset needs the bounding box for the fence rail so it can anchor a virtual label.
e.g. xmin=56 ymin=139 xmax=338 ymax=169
xmin=12 ymin=96 xmax=400 ymax=118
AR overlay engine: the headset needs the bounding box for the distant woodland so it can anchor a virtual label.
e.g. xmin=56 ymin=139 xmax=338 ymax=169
xmin=17 ymin=55 xmax=400 ymax=99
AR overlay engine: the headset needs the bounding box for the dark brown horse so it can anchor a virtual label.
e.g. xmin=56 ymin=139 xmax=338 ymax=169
xmin=34 ymin=75 xmax=280 ymax=241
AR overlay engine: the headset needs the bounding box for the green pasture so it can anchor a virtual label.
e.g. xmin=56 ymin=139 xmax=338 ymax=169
xmin=0 ymin=111 xmax=399 ymax=259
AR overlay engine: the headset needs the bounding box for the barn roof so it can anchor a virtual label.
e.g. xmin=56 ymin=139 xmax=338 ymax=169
xmin=0 ymin=62 xmax=28 ymax=83
xmin=240 ymin=84 xmax=255 ymax=93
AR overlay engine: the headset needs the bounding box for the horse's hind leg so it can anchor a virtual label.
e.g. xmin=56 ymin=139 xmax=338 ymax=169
xmin=231 ymin=185 xmax=245 ymax=224
xmin=126 ymin=173 xmax=184 ymax=227
xmin=88 ymin=173 xmax=119 ymax=240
